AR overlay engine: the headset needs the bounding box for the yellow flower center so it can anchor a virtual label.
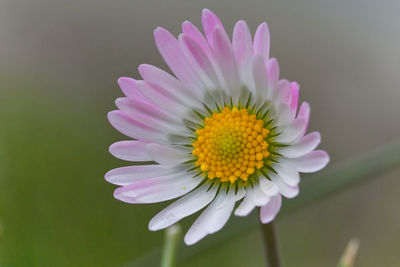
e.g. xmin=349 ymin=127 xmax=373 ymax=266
xmin=192 ymin=107 xmax=270 ymax=183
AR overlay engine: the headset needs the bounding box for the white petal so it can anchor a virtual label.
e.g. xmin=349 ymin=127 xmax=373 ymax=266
xmin=114 ymin=172 xmax=202 ymax=203
xmin=184 ymin=185 xmax=244 ymax=245
xmin=274 ymin=118 xmax=307 ymax=144
xmin=269 ymin=173 xmax=299 ymax=199
xmin=234 ymin=187 xmax=256 ymax=216
xmin=149 ymin=183 xmax=217 ymax=231
xmin=258 ymin=176 xmax=280 ymax=196
xmin=279 ymin=132 xmax=321 ymax=158
xmin=146 ymin=144 xmax=188 ymax=165
xmin=260 ymin=194 xmax=282 ymax=224
xmin=105 ymin=165 xmax=175 ymax=186
xmin=274 ymin=163 xmax=300 ymax=186
xmin=290 ymin=150 xmax=329 ymax=173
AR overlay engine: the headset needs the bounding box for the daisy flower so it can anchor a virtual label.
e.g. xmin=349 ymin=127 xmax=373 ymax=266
xmin=106 ymin=9 xmax=329 ymax=245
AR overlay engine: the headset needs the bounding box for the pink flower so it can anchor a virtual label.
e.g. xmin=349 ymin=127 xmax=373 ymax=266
xmin=106 ymin=9 xmax=329 ymax=245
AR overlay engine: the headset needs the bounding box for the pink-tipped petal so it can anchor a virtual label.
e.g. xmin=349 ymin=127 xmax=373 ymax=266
xmin=274 ymin=79 xmax=292 ymax=107
xmin=149 ymin=183 xmax=218 ymax=231
xmin=146 ymin=143 xmax=188 ymax=165
xmin=154 ymin=27 xmax=204 ymax=94
xmin=290 ymin=150 xmax=330 ymax=173
xmin=253 ymin=22 xmax=270 ymax=60
xmin=260 ymin=194 xmax=282 ymax=224
xmin=201 ymin=9 xmax=224 ymax=47
xmin=109 ymin=140 xmax=151 ymax=162
xmin=105 ymin=165 xmax=174 ymax=186
xmin=114 ymin=172 xmax=202 ymax=204
xmin=115 ymin=97 xmax=180 ymax=125
xmin=138 ymin=64 xmax=202 ymax=105
xmin=233 ymin=20 xmax=254 ymax=89
xmin=267 ymin=58 xmax=279 ymax=98
xmin=290 ymin=82 xmax=300 ymax=118
xmin=118 ymin=77 xmax=138 ymax=98
xmin=252 ymin=54 xmax=269 ymax=100
xmin=107 ymin=110 xmax=167 ymax=143
xmin=136 ymin=80 xmax=189 ymax=116
xmin=115 ymin=99 xmax=184 ymax=134
xmin=182 ymin=21 xmax=212 ymax=58
xmin=179 ymin=34 xmax=220 ymax=89
xmin=279 ymin=132 xmax=321 ymax=158
xmin=212 ymin=26 xmax=241 ymax=101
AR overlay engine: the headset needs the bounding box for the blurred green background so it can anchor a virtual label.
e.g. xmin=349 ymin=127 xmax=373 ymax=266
xmin=1 ymin=0 xmax=400 ymax=266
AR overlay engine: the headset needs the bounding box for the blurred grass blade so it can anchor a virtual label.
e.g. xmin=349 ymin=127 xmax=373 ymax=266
xmin=126 ymin=140 xmax=400 ymax=266
xmin=161 ymin=225 xmax=182 ymax=267
xmin=337 ymin=239 xmax=360 ymax=267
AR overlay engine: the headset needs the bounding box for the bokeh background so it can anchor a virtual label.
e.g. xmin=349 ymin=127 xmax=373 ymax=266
xmin=1 ymin=0 xmax=400 ymax=266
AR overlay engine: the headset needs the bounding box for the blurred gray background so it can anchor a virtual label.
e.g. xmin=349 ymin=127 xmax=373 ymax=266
xmin=1 ymin=0 xmax=399 ymax=266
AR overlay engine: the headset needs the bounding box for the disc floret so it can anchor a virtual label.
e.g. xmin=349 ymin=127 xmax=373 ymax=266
xmin=192 ymin=107 xmax=270 ymax=183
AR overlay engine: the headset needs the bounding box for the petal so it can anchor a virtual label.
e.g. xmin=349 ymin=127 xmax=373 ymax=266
xmin=107 ymin=110 xmax=167 ymax=143
xmin=109 ymin=140 xmax=151 ymax=162
xmin=289 ymin=82 xmax=300 ymax=118
xmin=212 ymin=26 xmax=241 ymax=101
xmin=290 ymin=150 xmax=329 ymax=173
xmin=105 ymin=165 xmax=174 ymax=186
xmin=260 ymin=194 xmax=282 ymax=224
xmin=269 ymin=173 xmax=299 ymax=199
xmin=138 ymin=64 xmax=202 ymax=105
xmin=114 ymin=172 xmax=202 ymax=203
xmin=232 ymin=20 xmax=253 ymax=89
xmin=115 ymin=97 xmax=180 ymax=125
xmin=274 ymin=79 xmax=292 ymax=107
xmin=117 ymin=77 xmax=138 ymax=98
xmin=252 ymin=54 xmax=269 ymax=101
xmin=136 ymin=80 xmax=189 ymax=116
xmin=274 ymin=118 xmax=307 ymax=144
xmin=201 ymin=9 xmax=224 ymax=47
xmin=153 ymin=27 xmax=204 ymax=93
xmin=258 ymin=176 xmax=280 ymax=196
xmin=115 ymin=99 xmax=184 ymax=134
xmin=146 ymin=143 xmax=188 ymax=165
xmin=234 ymin=187 xmax=256 ymax=216
xmin=253 ymin=22 xmax=270 ymax=60
xmin=149 ymin=183 xmax=218 ymax=231
xmin=274 ymin=163 xmax=300 ymax=186
xmin=182 ymin=20 xmax=211 ymax=58
xmin=184 ymin=186 xmax=244 ymax=245
xmin=267 ymin=58 xmax=279 ymax=98
xmin=279 ymin=132 xmax=321 ymax=158
xmin=179 ymin=34 xmax=220 ymax=89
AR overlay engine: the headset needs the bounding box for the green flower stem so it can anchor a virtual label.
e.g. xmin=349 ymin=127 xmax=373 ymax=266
xmin=260 ymin=219 xmax=282 ymax=267
xmin=160 ymin=224 xmax=182 ymax=267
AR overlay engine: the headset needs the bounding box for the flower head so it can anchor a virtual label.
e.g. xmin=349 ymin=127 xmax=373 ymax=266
xmin=106 ymin=9 xmax=329 ymax=245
